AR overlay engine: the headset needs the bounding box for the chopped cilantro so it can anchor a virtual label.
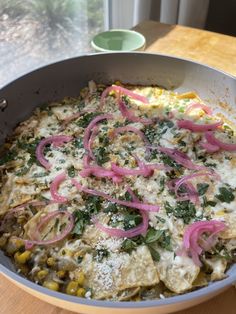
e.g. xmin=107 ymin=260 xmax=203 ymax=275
xmin=121 ymin=239 xmax=138 ymax=253
xmin=197 ymin=183 xmax=209 ymax=196
xmin=148 ymin=246 xmax=160 ymax=261
xmin=0 ymin=149 xmax=17 ymax=165
xmin=72 ymin=196 xmax=102 ymax=236
xmin=145 ymin=228 xmax=172 ymax=251
xmin=119 ymin=190 xmax=133 ymax=202
xmin=99 ymin=135 xmax=109 ymax=146
xmin=156 ymin=216 xmax=166 ymax=223
xmin=16 ymin=166 xmax=29 ymax=176
xmin=94 ymin=147 xmax=110 ymax=165
xmin=103 ymin=203 xmax=118 ymax=213
xmin=202 ymin=196 xmax=217 ymax=207
xmin=67 ymin=165 xmax=76 ymax=178
xmin=165 ymin=201 xmax=196 ymax=224
xmin=123 ymin=213 xmax=142 ymax=230
xmin=76 ymin=112 xmax=101 ymax=128
xmin=73 ymin=138 xmax=83 ymax=149
xmin=145 ymin=228 xmax=164 ymax=244
xmin=157 ymin=176 xmax=165 ymax=194
xmin=216 ymin=186 xmax=235 ymax=203
xmin=204 ymin=162 xmax=217 ymax=168
xmin=72 ymin=210 xmax=90 ymax=236
xmin=94 ymin=249 xmax=109 ymax=262
xmin=143 ymin=119 xmax=173 ymax=145
xmin=161 ymin=154 xmax=182 ymax=170
xmin=85 ymin=195 xmax=102 ymax=214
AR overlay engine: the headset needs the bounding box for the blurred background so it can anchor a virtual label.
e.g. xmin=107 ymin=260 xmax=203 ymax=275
xmin=0 ymin=0 xmax=235 ymax=87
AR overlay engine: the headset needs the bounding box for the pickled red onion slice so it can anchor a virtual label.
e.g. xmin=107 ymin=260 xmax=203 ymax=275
xmin=36 ymin=135 xmax=73 ymax=169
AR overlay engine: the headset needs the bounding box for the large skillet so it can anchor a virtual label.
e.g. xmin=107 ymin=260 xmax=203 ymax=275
xmin=0 ymin=52 xmax=236 ymax=314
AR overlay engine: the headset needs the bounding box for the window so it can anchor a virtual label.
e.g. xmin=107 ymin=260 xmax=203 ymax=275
xmin=0 ymin=0 xmax=108 ymax=87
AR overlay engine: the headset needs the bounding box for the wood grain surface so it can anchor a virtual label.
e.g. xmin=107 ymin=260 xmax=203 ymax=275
xmin=133 ymin=20 xmax=236 ymax=77
xmin=1 ymin=20 xmax=236 ymax=314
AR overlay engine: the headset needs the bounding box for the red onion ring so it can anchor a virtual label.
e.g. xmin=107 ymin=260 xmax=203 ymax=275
xmin=83 ymin=113 xmax=113 ymax=158
xmin=36 ymin=135 xmax=73 ymax=170
xmin=174 ymin=171 xmax=220 ymax=198
xmin=81 ymin=154 xmax=122 ymax=183
xmin=50 ymin=172 xmax=68 ymax=203
xmin=205 ymin=131 xmax=236 ymax=151
xmin=179 ymin=220 xmax=226 ymax=266
xmin=87 ymin=126 xmax=99 ymax=160
xmin=177 ymin=119 xmax=222 ymax=132
xmin=199 ymin=141 xmax=220 ymax=153
xmin=118 ymin=100 xmax=153 ymax=125
xmin=100 ymin=85 xmax=149 ymax=109
xmin=158 ymin=146 xmax=205 ymax=170
xmin=71 ymin=178 xmax=160 ymax=212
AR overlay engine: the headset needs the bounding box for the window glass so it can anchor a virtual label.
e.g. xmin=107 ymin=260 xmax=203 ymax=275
xmin=0 ymin=0 xmax=106 ymax=87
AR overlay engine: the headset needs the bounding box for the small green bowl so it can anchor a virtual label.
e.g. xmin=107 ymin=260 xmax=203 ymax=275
xmin=91 ymin=29 xmax=146 ymax=52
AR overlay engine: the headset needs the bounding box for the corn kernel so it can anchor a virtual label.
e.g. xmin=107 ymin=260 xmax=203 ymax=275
xmin=14 ymin=250 xmax=31 ymax=264
xmin=37 ymin=269 xmax=49 ymax=280
xmin=47 ymin=257 xmax=56 ymax=267
xmin=56 ymin=270 xmax=66 ymax=279
xmin=66 ymin=281 xmax=79 ymax=295
xmin=76 ymin=288 xmax=86 ymax=297
xmin=43 ymin=280 xmax=59 ymax=291
xmin=6 ymin=238 xmax=24 ymax=255
xmin=76 ymin=272 xmax=85 ymax=286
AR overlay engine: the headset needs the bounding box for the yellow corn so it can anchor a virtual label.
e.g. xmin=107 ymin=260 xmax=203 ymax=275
xmin=43 ymin=280 xmax=59 ymax=291
xmin=6 ymin=238 xmax=24 ymax=255
xmin=177 ymin=91 xmax=198 ymax=99
xmin=76 ymin=288 xmax=86 ymax=297
xmin=57 ymin=270 xmax=66 ymax=279
xmin=76 ymin=272 xmax=85 ymax=286
xmin=37 ymin=269 xmax=49 ymax=280
xmin=14 ymin=250 xmax=31 ymax=264
xmin=66 ymin=281 xmax=79 ymax=295
xmin=47 ymin=257 xmax=56 ymax=267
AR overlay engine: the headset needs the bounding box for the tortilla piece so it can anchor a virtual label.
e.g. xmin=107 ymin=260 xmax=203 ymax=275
xmin=156 ymin=252 xmax=200 ymax=294
xmin=218 ymin=213 xmax=236 ymax=239
xmin=34 ymin=113 xmax=60 ymax=138
xmin=51 ymin=104 xmax=76 ymax=121
xmin=81 ymin=245 xmax=159 ymax=300
xmin=81 ymin=214 xmax=110 ymax=247
xmin=23 ymin=203 xmax=58 ymax=240
xmin=0 ymin=174 xmax=40 ymax=215
xmin=204 ymin=257 xmax=227 ymax=281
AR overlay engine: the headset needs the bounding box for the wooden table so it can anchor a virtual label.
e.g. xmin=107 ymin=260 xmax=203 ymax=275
xmin=1 ymin=20 xmax=236 ymax=314
xmin=134 ymin=20 xmax=236 ymax=77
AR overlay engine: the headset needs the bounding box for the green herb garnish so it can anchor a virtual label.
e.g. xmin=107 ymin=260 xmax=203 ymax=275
xmin=216 ymin=186 xmax=235 ymax=203
xmin=165 ymin=201 xmax=196 ymax=224
xmin=68 ymin=165 xmax=76 ymax=178
xmin=197 ymin=183 xmax=209 ymax=196
xmin=94 ymin=147 xmax=110 ymax=165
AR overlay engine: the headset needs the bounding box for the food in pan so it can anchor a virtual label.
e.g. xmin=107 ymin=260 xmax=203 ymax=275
xmin=0 ymin=81 xmax=236 ymax=300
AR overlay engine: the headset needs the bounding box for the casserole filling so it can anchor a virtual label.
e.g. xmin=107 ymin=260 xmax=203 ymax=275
xmin=0 ymin=81 xmax=236 ymax=300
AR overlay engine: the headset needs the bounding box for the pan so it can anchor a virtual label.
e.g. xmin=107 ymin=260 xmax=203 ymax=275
xmin=0 ymin=52 xmax=236 ymax=314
